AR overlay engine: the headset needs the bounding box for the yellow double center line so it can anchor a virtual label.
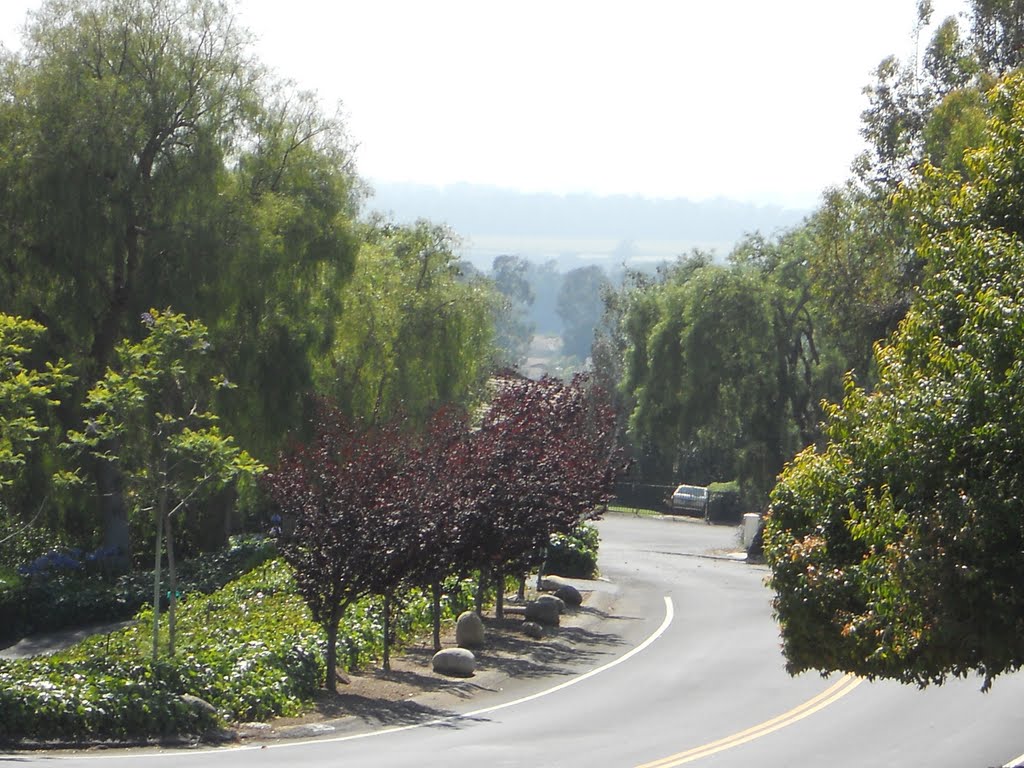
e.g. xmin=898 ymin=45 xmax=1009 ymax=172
xmin=634 ymin=673 xmax=863 ymax=767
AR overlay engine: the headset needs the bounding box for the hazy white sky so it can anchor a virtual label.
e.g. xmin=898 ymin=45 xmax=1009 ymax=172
xmin=1 ymin=0 xmax=971 ymax=208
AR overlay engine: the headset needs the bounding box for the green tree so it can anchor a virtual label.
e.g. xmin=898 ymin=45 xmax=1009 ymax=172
xmin=802 ymin=186 xmax=919 ymax=382
xmin=0 ymin=315 xmax=73 ymax=557
xmin=591 ymin=268 xmax=654 ymax=461
xmin=323 ymin=220 xmax=494 ymax=423
xmin=557 ymin=265 xmax=611 ymax=360
xmin=0 ymin=314 xmax=73 ymax=506
xmin=67 ymin=309 xmax=262 ymax=660
xmin=0 ymin=0 xmax=360 ymax=553
xmin=970 ymin=0 xmax=1024 ymax=73
xmin=489 ymin=254 xmax=535 ymax=369
xmin=621 ymin=258 xmax=797 ymax=499
xmin=729 ymin=232 xmax=826 ymax=448
xmin=765 ymin=73 xmax=1024 ymax=689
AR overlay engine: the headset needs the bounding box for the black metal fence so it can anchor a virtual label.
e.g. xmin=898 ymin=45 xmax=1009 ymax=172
xmin=611 ymin=481 xmax=675 ymax=512
xmin=611 ymin=481 xmax=745 ymax=525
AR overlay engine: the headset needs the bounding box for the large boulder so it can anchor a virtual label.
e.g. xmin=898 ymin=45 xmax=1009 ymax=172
xmin=536 ymin=594 xmax=566 ymax=614
xmin=432 ymin=648 xmax=476 ymax=677
xmin=539 ymin=575 xmax=571 ymax=591
xmin=525 ymin=599 xmax=561 ymax=626
xmin=455 ymin=610 xmax=485 ymax=648
xmin=553 ymin=584 xmax=582 ymax=607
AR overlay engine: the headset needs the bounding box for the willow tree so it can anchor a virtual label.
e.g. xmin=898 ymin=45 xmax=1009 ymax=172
xmin=324 ymin=219 xmax=494 ymax=423
xmin=621 ymin=260 xmax=796 ymax=498
xmin=0 ymin=0 xmax=361 ymax=554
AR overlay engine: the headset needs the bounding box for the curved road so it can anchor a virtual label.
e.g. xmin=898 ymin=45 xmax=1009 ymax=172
xmin=6 ymin=514 xmax=1024 ymax=767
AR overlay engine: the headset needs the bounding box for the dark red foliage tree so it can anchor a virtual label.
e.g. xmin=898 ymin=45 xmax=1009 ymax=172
xmin=262 ymin=402 xmax=412 ymax=691
xmin=463 ymin=374 xmax=618 ymax=614
xmin=400 ymin=406 xmax=478 ymax=650
xmin=265 ymin=378 xmax=618 ymax=681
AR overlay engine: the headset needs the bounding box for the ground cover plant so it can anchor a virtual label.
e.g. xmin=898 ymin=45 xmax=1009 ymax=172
xmin=0 ymin=558 xmax=322 ymax=743
xmin=0 ymin=555 xmax=484 ymax=745
xmin=0 ymin=535 xmax=278 ymax=647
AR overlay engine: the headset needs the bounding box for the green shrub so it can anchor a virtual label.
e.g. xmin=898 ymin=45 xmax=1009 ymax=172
xmin=0 ymin=559 xmax=324 ymax=744
xmin=0 ymin=565 xmax=22 ymax=592
xmin=707 ymin=481 xmax=744 ymax=524
xmin=544 ymin=523 xmax=600 ymax=578
xmin=338 ymin=578 xmax=477 ymax=670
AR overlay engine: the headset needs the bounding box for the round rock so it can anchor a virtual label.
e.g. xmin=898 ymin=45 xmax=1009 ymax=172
xmin=180 ymin=693 xmax=217 ymax=718
xmin=524 ymin=599 xmax=561 ymax=626
xmin=432 ymin=647 xmax=476 ymax=677
xmin=455 ymin=610 xmax=486 ymax=648
xmin=522 ymin=621 xmax=544 ymax=639
xmin=553 ymin=583 xmax=582 ymax=607
xmin=536 ymin=594 xmax=566 ymax=613
xmin=539 ymin=575 xmax=572 ymax=591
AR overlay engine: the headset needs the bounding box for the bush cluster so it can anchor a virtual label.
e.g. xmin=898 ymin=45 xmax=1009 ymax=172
xmin=707 ymin=481 xmax=744 ymax=524
xmin=545 ymin=523 xmax=600 ymax=579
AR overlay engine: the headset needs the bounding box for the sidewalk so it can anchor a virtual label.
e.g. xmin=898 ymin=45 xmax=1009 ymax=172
xmin=0 ymin=620 xmax=134 ymax=660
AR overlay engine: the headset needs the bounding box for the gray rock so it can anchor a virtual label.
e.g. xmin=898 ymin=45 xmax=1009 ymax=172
xmin=455 ymin=610 xmax=485 ymax=648
xmin=432 ymin=647 xmax=476 ymax=677
xmin=553 ymin=584 xmax=582 ymax=607
xmin=536 ymin=594 xmax=566 ymax=614
xmin=524 ymin=599 xmax=561 ymax=626
xmin=539 ymin=575 xmax=572 ymax=591
xmin=522 ymin=621 xmax=544 ymax=639
xmin=180 ymin=693 xmax=217 ymax=718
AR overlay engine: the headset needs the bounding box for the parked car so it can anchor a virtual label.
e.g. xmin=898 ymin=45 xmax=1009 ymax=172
xmin=670 ymin=484 xmax=709 ymax=516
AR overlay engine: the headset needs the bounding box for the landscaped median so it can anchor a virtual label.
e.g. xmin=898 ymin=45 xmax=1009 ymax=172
xmin=0 ymin=523 xmax=604 ymax=747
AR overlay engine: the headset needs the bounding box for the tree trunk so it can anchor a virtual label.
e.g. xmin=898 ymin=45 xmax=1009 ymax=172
xmin=536 ymin=546 xmax=549 ymax=591
xmin=91 ymin=223 xmax=141 ymax=565
xmin=96 ymin=451 xmax=131 ymax=569
xmin=151 ymin=504 xmax=163 ymax=663
xmin=382 ymin=596 xmax=392 ymax=673
xmin=166 ymin=510 xmax=177 ymax=657
xmin=431 ymin=581 xmax=442 ymax=652
xmin=475 ymin=568 xmax=488 ymax=615
xmin=517 ymin=574 xmax=526 ymax=601
xmin=326 ymin=604 xmax=341 ymax=692
xmin=495 ymin=568 xmax=505 ymax=619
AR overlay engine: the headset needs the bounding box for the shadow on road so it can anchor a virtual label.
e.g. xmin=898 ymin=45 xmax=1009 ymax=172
xmin=307 ymin=692 xmax=458 ymax=728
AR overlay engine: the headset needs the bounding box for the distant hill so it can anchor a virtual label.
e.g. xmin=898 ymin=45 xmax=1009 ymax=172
xmin=365 ymin=181 xmax=810 ymax=271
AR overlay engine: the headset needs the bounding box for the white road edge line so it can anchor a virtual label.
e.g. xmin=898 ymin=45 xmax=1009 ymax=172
xmin=65 ymin=596 xmax=676 ymax=760
xmin=1004 ymin=750 xmax=1024 ymax=768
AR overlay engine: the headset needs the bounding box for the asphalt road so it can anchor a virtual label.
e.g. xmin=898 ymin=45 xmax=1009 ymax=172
xmin=6 ymin=513 xmax=1023 ymax=767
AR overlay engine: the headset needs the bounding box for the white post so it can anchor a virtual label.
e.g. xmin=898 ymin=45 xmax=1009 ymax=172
xmin=742 ymin=513 xmax=761 ymax=548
